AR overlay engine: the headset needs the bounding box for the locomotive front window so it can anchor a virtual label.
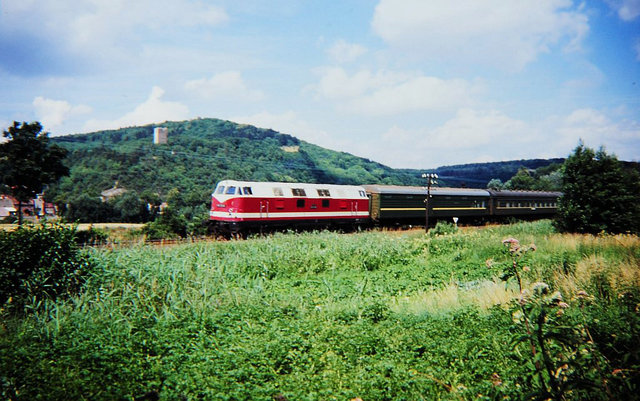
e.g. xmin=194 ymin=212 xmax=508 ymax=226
xmin=243 ymin=187 xmax=253 ymax=195
xmin=216 ymin=186 xmax=225 ymax=194
xmin=225 ymin=186 xmax=236 ymax=195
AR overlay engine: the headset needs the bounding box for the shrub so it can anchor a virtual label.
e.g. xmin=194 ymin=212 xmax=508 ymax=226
xmin=429 ymin=221 xmax=459 ymax=237
xmin=0 ymin=223 xmax=93 ymax=311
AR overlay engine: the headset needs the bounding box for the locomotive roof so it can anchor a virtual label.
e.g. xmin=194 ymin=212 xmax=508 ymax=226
xmin=362 ymin=185 xmax=490 ymax=197
xmin=213 ymin=180 xmax=366 ymax=199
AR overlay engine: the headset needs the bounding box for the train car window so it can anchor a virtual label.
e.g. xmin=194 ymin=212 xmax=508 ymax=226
xmin=216 ymin=186 xmax=225 ymax=194
xmin=359 ymin=190 xmax=366 ymax=197
xmin=225 ymin=186 xmax=236 ymax=195
xmin=322 ymin=199 xmax=330 ymax=208
xmin=273 ymin=187 xmax=284 ymax=196
xmin=243 ymin=187 xmax=253 ymax=195
xmin=292 ymin=188 xmax=307 ymax=197
xmin=297 ymin=199 xmax=305 ymax=208
xmin=317 ymin=189 xmax=330 ymax=197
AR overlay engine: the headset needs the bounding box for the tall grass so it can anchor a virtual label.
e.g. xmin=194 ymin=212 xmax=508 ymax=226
xmin=1 ymin=221 xmax=638 ymax=400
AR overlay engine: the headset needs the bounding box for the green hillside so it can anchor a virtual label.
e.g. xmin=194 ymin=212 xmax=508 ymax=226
xmin=49 ymin=118 xmax=421 ymax=208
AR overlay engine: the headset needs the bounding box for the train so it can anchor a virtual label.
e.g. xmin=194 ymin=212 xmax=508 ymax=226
xmin=209 ymin=179 xmax=562 ymax=234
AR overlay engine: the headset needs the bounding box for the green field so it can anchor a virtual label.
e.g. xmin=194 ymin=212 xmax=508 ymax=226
xmin=2 ymin=221 xmax=639 ymax=400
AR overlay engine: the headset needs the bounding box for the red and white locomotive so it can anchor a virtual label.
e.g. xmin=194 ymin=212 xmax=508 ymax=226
xmin=210 ymin=180 xmax=370 ymax=233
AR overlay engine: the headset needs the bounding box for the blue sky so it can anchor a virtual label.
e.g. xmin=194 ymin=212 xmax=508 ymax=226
xmin=1 ymin=0 xmax=638 ymax=168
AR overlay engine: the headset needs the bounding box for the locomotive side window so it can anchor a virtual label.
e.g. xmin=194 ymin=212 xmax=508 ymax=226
xmin=297 ymin=199 xmax=305 ymax=208
xmin=273 ymin=187 xmax=284 ymax=196
xmin=292 ymin=188 xmax=307 ymax=197
xmin=317 ymin=189 xmax=330 ymax=197
xmin=322 ymin=199 xmax=330 ymax=208
xmin=243 ymin=187 xmax=253 ymax=195
xmin=216 ymin=186 xmax=225 ymax=194
xmin=225 ymin=186 xmax=236 ymax=195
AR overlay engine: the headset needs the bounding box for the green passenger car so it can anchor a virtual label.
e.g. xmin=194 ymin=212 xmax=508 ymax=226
xmin=363 ymin=185 xmax=491 ymax=226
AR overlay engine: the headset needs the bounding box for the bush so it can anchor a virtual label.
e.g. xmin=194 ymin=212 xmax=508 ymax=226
xmin=0 ymin=224 xmax=93 ymax=311
xmin=429 ymin=221 xmax=459 ymax=237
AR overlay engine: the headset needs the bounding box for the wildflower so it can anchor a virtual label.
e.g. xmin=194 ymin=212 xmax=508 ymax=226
xmin=550 ymin=291 xmax=564 ymax=304
xmin=554 ymin=364 xmax=569 ymax=378
xmin=522 ymin=266 xmax=531 ymax=272
xmin=532 ymin=282 xmax=550 ymax=296
xmin=502 ymin=237 xmax=521 ymax=252
xmin=491 ymin=372 xmax=502 ymax=386
xmin=485 ymin=258 xmax=494 ymax=268
xmin=558 ymin=301 xmax=569 ymax=309
xmin=512 ymin=310 xmax=525 ymax=323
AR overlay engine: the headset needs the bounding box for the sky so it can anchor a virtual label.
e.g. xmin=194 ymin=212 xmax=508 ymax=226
xmin=1 ymin=0 xmax=639 ymax=169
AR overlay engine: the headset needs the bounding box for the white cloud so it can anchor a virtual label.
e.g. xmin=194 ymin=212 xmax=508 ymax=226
xmin=326 ymin=39 xmax=367 ymax=63
xmin=365 ymin=107 xmax=640 ymax=168
xmin=1 ymin=0 xmax=228 ymax=65
xmin=429 ymin=109 xmax=528 ymax=148
xmin=312 ymin=67 xmax=479 ymax=115
xmin=606 ymin=0 xmax=640 ymax=21
xmin=83 ymin=86 xmax=189 ymax=132
xmin=32 ymin=97 xmax=92 ymax=131
xmin=555 ymin=108 xmax=640 ymax=158
xmin=359 ymin=109 xmax=533 ymax=167
xmin=371 ymin=0 xmax=589 ymax=71
xmin=184 ymin=71 xmax=265 ymax=101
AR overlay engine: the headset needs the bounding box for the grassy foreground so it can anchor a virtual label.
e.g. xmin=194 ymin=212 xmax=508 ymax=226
xmin=1 ymin=221 xmax=639 ymax=400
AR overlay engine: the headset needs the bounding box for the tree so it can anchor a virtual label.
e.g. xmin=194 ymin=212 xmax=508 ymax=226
xmin=555 ymin=142 xmax=640 ymax=234
xmin=487 ymin=178 xmax=505 ymax=190
xmin=0 ymin=122 xmax=69 ymax=224
xmin=505 ymin=167 xmax=536 ymax=190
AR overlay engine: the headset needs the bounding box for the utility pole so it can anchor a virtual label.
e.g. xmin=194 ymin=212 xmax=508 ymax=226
xmin=422 ymin=173 xmax=438 ymax=233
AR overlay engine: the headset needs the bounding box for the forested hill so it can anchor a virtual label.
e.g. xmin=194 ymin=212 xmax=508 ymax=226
xmin=48 ymin=118 xmax=422 ymax=206
xmin=48 ymin=117 xmax=564 ymax=207
xmin=425 ymin=159 xmax=565 ymax=188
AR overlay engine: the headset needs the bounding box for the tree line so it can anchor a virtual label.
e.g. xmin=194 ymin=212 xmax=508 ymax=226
xmin=1 ymin=121 xmax=639 ymax=235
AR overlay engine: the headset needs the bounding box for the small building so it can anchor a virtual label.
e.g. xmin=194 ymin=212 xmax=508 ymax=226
xmin=0 ymin=195 xmax=16 ymax=218
xmin=154 ymin=127 xmax=168 ymax=145
xmin=101 ymin=183 xmax=127 ymax=202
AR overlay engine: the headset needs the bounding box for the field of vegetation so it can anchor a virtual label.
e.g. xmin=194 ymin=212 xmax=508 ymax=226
xmin=2 ymin=221 xmax=639 ymax=400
